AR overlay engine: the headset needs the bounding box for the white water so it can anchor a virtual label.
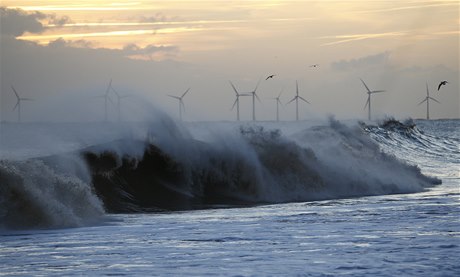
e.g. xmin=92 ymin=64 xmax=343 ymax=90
xmin=1 ymin=119 xmax=459 ymax=276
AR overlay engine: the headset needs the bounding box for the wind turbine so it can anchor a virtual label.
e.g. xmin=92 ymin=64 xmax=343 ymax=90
xmin=110 ymin=85 xmax=132 ymax=122
xmin=287 ymin=81 xmax=310 ymax=121
xmin=95 ymin=79 xmax=114 ymax=121
xmin=11 ymin=86 xmax=33 ymax=122
xmin=418 ymin=82 xmax=440 ymax=120
xmin=249 ymin=79 xmax=262 ymax=121
xmin=229 ymin=81 xmax=250 ymax=121
xmin=168 ymin=88 xmax=190 ymax=121
xmin=360 ymin=78 xmax=385 ymax=121
xmin=272 ymin=88 xmax=283 ymax=121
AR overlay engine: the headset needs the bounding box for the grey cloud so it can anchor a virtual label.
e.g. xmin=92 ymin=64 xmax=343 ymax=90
xmin=0 ymin=7 xmax=73 ymax=38
xmin=47 ymin=14 xmax=73 ymax=26
xmin=0 ymin=7 xmax=46 ymax=36
xmin=46 ymin=39 xmax=178 ymax=59
xmin=138 ymin=13 xmax=170 ymax=23
xmin=332 ymin=51 xmax=391 ymax=71
xmin=122 ymin=43 xmax=178 ymax=57
xmin=48 ymin=38 xmax=95 ymax=48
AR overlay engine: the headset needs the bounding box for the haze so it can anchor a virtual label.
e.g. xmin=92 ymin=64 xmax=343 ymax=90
xmin=1 ymin=1 xmax=458 ymax=122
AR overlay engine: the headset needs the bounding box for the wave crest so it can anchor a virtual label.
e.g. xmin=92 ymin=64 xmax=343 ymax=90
xmin=0 ymin=159 xmax=104 ymax=229
xmin=78 ymin=118 xmax=440 ymax=212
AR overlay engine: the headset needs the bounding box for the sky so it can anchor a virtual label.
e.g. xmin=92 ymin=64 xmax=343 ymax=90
xmin=0 ymin=0 xmax=459 ymax=122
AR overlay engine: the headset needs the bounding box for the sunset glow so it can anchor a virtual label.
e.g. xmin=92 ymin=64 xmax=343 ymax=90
xmin=1 ymin=0 xmax=458 ymax=121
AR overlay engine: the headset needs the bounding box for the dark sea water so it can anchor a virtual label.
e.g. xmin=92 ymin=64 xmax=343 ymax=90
xmin=1 ymin=118 xmax=458 ymax=276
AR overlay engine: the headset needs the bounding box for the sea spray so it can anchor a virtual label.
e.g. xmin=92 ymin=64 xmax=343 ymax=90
xmin=0 ymin=116 xmax=442 ymax=223
xmin=292 ymin=117 xmax=440 ymax=197
xmin=0 ymin=159 xmax=104 ymax=229
xmin=77 ymin=117 xmax=440 ymax=212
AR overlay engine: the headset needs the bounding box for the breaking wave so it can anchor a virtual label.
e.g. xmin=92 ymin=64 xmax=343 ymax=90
xmin=0 ymin=116 xmax=445 ymax=229
xmin=0 ymin=159 xmax=104 ymax=229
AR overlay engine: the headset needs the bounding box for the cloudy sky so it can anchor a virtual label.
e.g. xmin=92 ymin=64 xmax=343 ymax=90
xmin=1 ymin=0 xmax=458 ymax=122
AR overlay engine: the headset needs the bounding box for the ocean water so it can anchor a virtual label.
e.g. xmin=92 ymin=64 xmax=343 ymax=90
xmin=1 ymin=118 xmax=459 ymax=276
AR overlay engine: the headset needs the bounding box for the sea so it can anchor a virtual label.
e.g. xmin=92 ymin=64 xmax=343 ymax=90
xmin=0 ymin=117 xmax=459 ymax=276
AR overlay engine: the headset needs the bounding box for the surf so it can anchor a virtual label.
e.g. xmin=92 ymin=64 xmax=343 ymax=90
xmin=0 ymin=116 xmax=445 ymax=229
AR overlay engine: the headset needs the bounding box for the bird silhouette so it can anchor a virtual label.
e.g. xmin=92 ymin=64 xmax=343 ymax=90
xmin=437 ymin=80 xmax=448 ymax=91
xmin=309 ymin=64 xmax=319 ymax=68
xmin=265 ymin=74 xmax=276 ymax=80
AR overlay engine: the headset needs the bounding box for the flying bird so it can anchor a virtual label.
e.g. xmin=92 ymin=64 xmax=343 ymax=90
xmin=437 ymin=80 xmax=448 ymax=91
xmin=309 ymin=64 xmax=319 ymax=68
xmin=266 ymin=74 xmax=276 ymax=80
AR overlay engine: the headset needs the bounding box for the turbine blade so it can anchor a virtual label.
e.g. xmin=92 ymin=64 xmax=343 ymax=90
xmin=181 ymin=100 xmax=186 ymax=112
xmin=429 ymin=97 xmax=441 ymax=104
xmin=296 ymin=80 xmax=299 ymax=96
xmin=107 ymin=95 xmax=115 ymax=105
xmin=360 ymin=78 xmax=371 ymax=93
xmin=106 ymin=79 xmax=112 ymax=95
xmin=255 ymin=92 xmax=262 ymax=103
xmin=229 ymin=81 xmax=240 ymax=96
xmin=364 ymin=97 xmax=370 ymax=110
xmin=254 ymin=78 xmax=261 ymax=92
xmin=370 ymin=90 xmax=385 ymax=94
xmin=426 ymin=82 xmax=429 ymax=96
xmin=111 ymin=86 xmax=120 ymax=97
xmin=287 ymin=97 xmax=296 ymax=105
xmin=231 ymin=99 xmax=237 ymax=110
xmin=278 ymin=88 xmax=283 ymax=98
xmin=417 ymin=98 xmax=427 ymax=106
xmin=11 ymin=86 xmax=19 ymax=99
xmin=168 ymin=95 xmax=181 ymax=100
xmin=12 ymin=101 xmax=19 ymax=111
xmin=298 ymin=96 xmax=310 ymax=104
xmin=181 ymin=88 xmax=191 ymax=98
xmin=277 ymin=99 xmax=283 ymax=105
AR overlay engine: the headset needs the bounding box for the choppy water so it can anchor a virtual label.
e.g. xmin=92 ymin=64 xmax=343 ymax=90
xmin=1 ymin=118 xmax=459 ymax=276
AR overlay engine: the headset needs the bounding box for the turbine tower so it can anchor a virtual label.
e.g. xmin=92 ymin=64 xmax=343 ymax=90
xmin=168 ymin=88 xmax=190 ymax=121
xmin=229 ymin=81 xmax=250 ymax=121
xmin=287 ymin=81 xmax=310 ymax=121
xmin=418 ymin=82 xmax=440 ymax=120
xmin=272 ymin=89 xmax=283 ymax=121
xmin=11 ymin=86 xmax=33 ymax=122
xmin=360 ymin=78 xmax=385 ymax=121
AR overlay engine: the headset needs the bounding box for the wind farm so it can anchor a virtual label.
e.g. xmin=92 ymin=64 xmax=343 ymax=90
xmin=4 ymin=76 xmax=454 ymax=123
